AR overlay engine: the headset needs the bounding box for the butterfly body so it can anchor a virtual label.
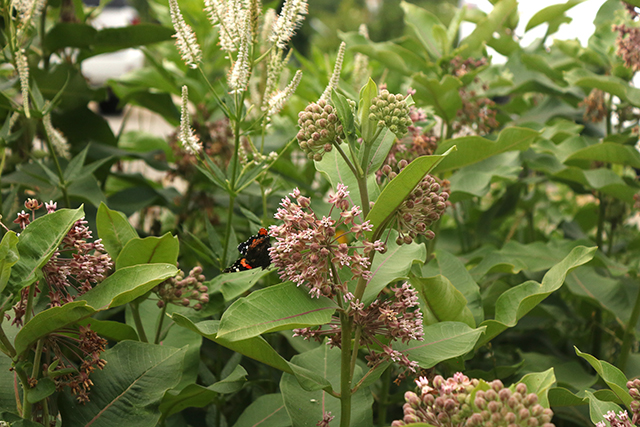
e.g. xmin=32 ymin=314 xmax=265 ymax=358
xmin=223 ymin=228 xmax=271 ymax=272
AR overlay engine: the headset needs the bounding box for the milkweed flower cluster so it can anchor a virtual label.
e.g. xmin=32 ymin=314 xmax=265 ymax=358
xmin=380 ymin=164 xmax=449 ymax=245
xmin=296 ymin=99 xmax=345 ymax=161
xmin=369 ymin=89 xmax=413 ymax=138
xmin=154 ymin=266 xmax=209 ymax=310
xmin=392 ymin=374 xmax=555 ymax=427
xmin=268 ymin=184 xmax=385 ymax=299
xmin=294 ymin=282 xmax=424 ymax=372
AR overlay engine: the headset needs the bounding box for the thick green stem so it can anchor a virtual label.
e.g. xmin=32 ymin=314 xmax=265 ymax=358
xmin=16 ymin=366 xmax=31 ymax=419
xmin=339 ymin=311 xmax=353 ymax=427
xmin=130 ymin=302 xmax=148 ymax=343
xmin=377 ymin=366 xmax=391 ymax=427
xmin=154 ymin=303 xmax=168 ymax=344
xmin=31 ymin=339 xmax=44 ymax=379
xmin=618 ymin=280 xmax=640 ymax=371
xmin=349 ymin=325 xmax=362 ymax=376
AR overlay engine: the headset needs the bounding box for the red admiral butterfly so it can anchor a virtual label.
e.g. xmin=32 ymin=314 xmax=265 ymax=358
xmin=223 ymin=228 xmax=272 ymax=273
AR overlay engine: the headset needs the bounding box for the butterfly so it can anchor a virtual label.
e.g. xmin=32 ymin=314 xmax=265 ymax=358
xmin=223 ymin=228 xmax=272 ymax=273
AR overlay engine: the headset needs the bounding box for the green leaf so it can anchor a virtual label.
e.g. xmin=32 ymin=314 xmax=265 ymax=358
xmin=565 ymin=142 xmax=640 ymax=168
xmin=207 ymin=268 xmax=273 ymax=302
xmin=0 ymin=412 xmax=42 ymax=427
xmin=395 ymin=322 xmax=486 ymax=368
xmin=477 ymin=246 xmax=596 ymax=347
xmin=365 ymin=150 xmax=453 ymax=238
xmin=217 ymin=282 xmax=338 ymax=341
xmin=197 ymin=156 xmax=228 ymax=191
xmin=359 ymin=78 xmax=378 ymax=144
xmin=366 ymin=127 xmax=396 ymax=175
xmin=8 ymin=207 xmax=84 ymax=294
xmin=45 ymin=23 xmax=97 ymax=51
xmin=0 ymin=231 xmax=19 ymax=295
xmin=518 ymin=368 xmax=556 ymax=406
xmin=433 ymin=127 xmax=539 ymax=173
xmin=411 ymin=274 xmax=476 ymax=327
xmin=339 ymin=32 xmax=424 ymax=76
xmin=26 ymin=378 xmax=55 ymax=404
xmin=171 ymin=315 xmax=331 ymax=391
xmin=280 ymin=345 xmax=373 ymax=427
xmin=576 ymin=348 xmax=632 ymax=408
xmin=400 ymin=1 xmax=443 ymax=58
xmin=115 ymin=233 xmax=179 ymax=269
xmin=564 ymin=68 xmax=640 ymax=107
xmin=584 ymin=390 xmax=625 ymax=426
xmin=331 ymin=89 xmax=356 ymax=143
xmin=96 ymin=202 xmax=138 ymax=261
xmin=159 ymin=365 xmax=247 ymax=419
xmin=77 ymin=318 xmax=139 ymax=342
xmin=448 ymin=152 xmax=521 ymax=202
xmin=458 ymin=0 xmax=517 ymax=56
xmin=362 ymin=231 xmax=427 ymax=304
xmin=231 ymin=394 xmax=290 ymax=427
xmin=411 ymin=74 xmax=462 ymax=123
xmin=525 ymin=0 xmax=585 ymax=32
xmin=80 ymin=263 xmax=178 ymax=309
xmin=58 ymin=341 xmax=186 ymax=427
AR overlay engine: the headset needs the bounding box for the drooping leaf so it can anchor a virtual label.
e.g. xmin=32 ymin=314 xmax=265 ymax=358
xmin=115 ymin=233 xmax=179 ymax=269
xmin=217 ymin=282 xmax=338 ymax=341
xmin=411 ymin=274 xmax=476 ymax=327
xmin=576 ymin=348 xmax=632 ymax=408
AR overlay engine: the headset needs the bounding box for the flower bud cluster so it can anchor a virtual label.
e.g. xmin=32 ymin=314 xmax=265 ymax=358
xmin=597 ymin=410 xmax=635 ymax=427
xmin=154 ymin=266 xmax=209 ymax=310
xmin=369 ymin=89 xmax=413 ymax=138
xmin=382 ymin=164 xmax=449 ymax=245
xmin=296 ymin=99 xmax=345 ymax=161
xmin=627 ymin=379 xmax=640 ymax=424
xmin=392 ymin=374 xmax=556 ymax=427
xmin=269 ymin=184 xmax=386 ymax=299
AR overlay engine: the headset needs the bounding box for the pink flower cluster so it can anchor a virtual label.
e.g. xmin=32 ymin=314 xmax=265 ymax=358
xmin=268 ymin=184 xmax=385 ymax=299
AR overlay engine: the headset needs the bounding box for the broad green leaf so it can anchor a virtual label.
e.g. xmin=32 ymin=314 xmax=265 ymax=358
xmin=411 ymin=275 xmax=475 ymax=327
xmin=26 ymin=378 xmax=55 ymax=404
xmin=548 ymin=387 xmax=588 ymax=407
xmin=362 ymin=231 xmax=427 ymax=305
xmin=8 ymin=207 xmax=84 ymax=294
xmin=518 ymin=368 xmax=556 ymax=406
xmin=476 ymin=246 xmax=596 ymax=347
xmin=0 ymin=412 xmax=42 ymax=426
xmin=171 ymin=315 xmax=331 ymax=391
xmin=525 ymin=0 xmax=585 ymax=32
xmin=566 ymin=142 xmax=640 ymax=168
xmin=217 ymin=282 xmax=338 ymax=341
xmin=564 ymin=68 xmax=640 ymax=107
xmin=359 ymin=78 xmax=378 ymax=144
xmin=521 ymin=53 xmax=566 ymax=82
xmin=14 ymin=301 xmax=96 ymax=356
xmin=280 ymin=345 xmax=373 ymax=427
xmin=96 ymin=202 xmax=138 ymax=261
xmin=411 ymin=74 xmax=462 ymax=123
xmin=553 ymin=167 xmax=637 ymax=203
xmin=366 ymin=127 xmax=397 ymax=175
xmin=45 ymin=23 xmax=97 ymax=51
xmin=365 ymin=150 xmax=453 ymax=238
xmin=207 ymin=268 xmax=273 ymax=302
xmin=433 ymin=127 xmax=539 ymax=173
xmin=576 ymin=348 xmax=632 ymax=408
xmin=58 ymin=341 xmax=185 ymax=427
xmin=0 ymin=231 xmax=19 ymax=295
xmin=232 ymin=394 xmax=290 ymax=427
xmin=80 ymin=264 xmax=178 ymax=309
xmin=395 ymin=322 xmax=486 ymax=368
xmin=458 ymin=0 xmax=517 ymax=56
xmin=422 ymin=249 xmax=483 ymax=325
xmin=159 ymin=365 xmax=247 ymax=419
xmin=331 ymin=89 xmax=356 ymax=143
xmin=77 ymin=318 xmax=138 ymax=342
xmin=400 ymin=1 xmax=443 ymax=58
xmin=79 ymin=24 xmax=174 ymax=59
xmin=584 ymin=390 xmax=625 ymax=426
xmin=116 ymin=233 xmax=179 ymax=269
xmin=448 ymin=151 xmax=521 ymax=202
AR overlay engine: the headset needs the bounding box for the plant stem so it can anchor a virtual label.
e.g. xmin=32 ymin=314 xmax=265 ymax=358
xmin=24 ymin=283 xmax=36 ymax=324
xmin=0 ymin=322 xmax=16 ymax=358
xmin=596 ymin=193 xmax=606 ymax=249
xmin=350 ymin=325 xmax=362 ymax=376
xmin=154 ymin=303 xmax=168 ymax=344
xmin=377 ymin=366 xmax=391 ymax=427
xmin=16 ymin=365 xmax=31 ymax=419
xmin=43 ymin=134 xmax=71 ymax=208
xmin=339 ymin=310 xmax=353 ymax=427
xmin=130 ymin=302 xmax=148 ymax=343
xmin=618 ymin=279 xmax=640 ymax=371
xmin=31 ymin=339 xmax=44 ymax=379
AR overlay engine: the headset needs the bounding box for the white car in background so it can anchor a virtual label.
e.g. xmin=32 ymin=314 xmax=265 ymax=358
xmin=81 ymin=0 xmax=145 ymax=114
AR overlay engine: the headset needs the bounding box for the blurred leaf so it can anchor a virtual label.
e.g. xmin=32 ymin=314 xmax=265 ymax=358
xmin=459 ymin=0 xmax=517 ymax=56
xmin=79 ymin=24 xmax=174 ymax=60
xmin=411 ymin=74 xmax=462 ymax=124
xmin=564 ymin=68 xmax=640 ymax=107
xmin=45 ymin=23 xmax=97 ymax=51
xmin=0 ymin=231 xmax=19 ymax=295
xmin=525 ymin=0 xmax=585 ymax=32
xmin=58 ymin=341 xmax=185 ymax=426
xmin=400 ymin=1 xmax=443 ymax=58
xmin=217 ymin=282 xmax=338 ymax=341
